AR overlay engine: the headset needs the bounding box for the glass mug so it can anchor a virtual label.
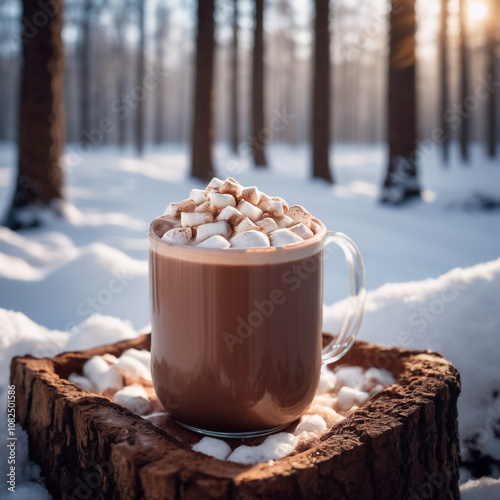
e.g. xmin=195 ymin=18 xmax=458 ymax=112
xmin=149 ymin=215 xmax=365 ymax=438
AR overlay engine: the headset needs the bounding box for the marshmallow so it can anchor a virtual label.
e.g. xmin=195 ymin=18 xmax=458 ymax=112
xmin=68 ymin=373 xmax=94 ymax=392
xmin=241 ymin=186 xmax=260 ymax=205
xmin=197 ymin=235 xmax=231 ymax=248
xmin=83 ymin=356 xmax=123 ymax=394
xmin=181 ymin=211 xmax=214 ymax=227
xmin=163 ymin=199 xmax=196 ymax=217
xmin=234 ymin=217 xmax=259 ymax=234
xmin=289 ymin=222 xmax=314 ymax=239
xmin=189 ymin=188 xmax=206 ymax=205
xmin=267 ymin=199 xmax=285 ymax=217
xmin=293 ymin=415 xmax=327 ymax=436
xmin=208 ymin=191 xmax=237 ymax=212
xmin=162 ymin=227 xmax=192 ymax=245
xmin=306 ymin=405 xmax=344 ymax=428
xmin=101 ymin=367 xmax=124 ymax=393
xmin=121 ymin=349 xmax=151 ymax=371
xmin=215 ymin=206 xmax=241 ymax=222
xmin=227 ymin=432 xmax=298 ymax=465
xmin=102 ymin=353 xmax=118 ymax=365
xmin=256 ymin=217 xmax=279 ymax=234
xmin=204 ymin=177 xmax=224 ymax=197
xmin=238 ymin=200 xmax=264 ymax=222
xmin=334 ymin=366 xmax=365 ymax=389
xmin=317 ymin=365 xmax=337 ymax=393
xmin=287 ymin=205 xmax=312 ymax=228
xmin=219 ymin=178 xmax=242 ymax=199
xmin=268 ymin=228 xmax=303 ymax=247
xmin=115 ymin=355 xmax=152 ymax=382
xmin=83 ymin=355 xmax=111 ymax=384
xmin=192 ymin=437 xmax=232 ymax=461
xmin=195 ymin=221 xmax=231 ymax=242
xmin=272 ymin=196 xmax=288 ymax=214
xmin=364 ymin=368 xmax=395 ymax=387
xmin=257 ymin=193 xmax=272 ymax=212
xmin=194 ymin=201 xmax=210 ymax=213
xmin=230 ymin=230 xmax=270 ymax=248
xmin=337 ymin=386 xmax=370 ymax=411
xmin=274 ymin=215 xmax=294 ymax=228
xmin=113 ymin=384 xmax=151 ymax=415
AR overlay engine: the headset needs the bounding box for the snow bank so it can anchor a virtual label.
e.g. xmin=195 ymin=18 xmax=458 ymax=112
xmin=0 ymin=309 xmax=139 ymax=414
xmin=460 ymin=477 xmax=500 ymax=499
xmin=0 ymin=423 xmax=51 ymax=500
xmin=325 ymin=258 xmax=500 ymax=466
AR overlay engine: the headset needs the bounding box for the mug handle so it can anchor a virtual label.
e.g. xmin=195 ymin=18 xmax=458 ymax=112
xmin=322 ymin=231 xmax=366 ymax=365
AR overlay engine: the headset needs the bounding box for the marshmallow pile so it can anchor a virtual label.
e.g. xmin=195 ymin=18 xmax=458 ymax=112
xmin=68 ymin=348 xmax=153 ymax=415
xmin=191 ymin=365 xmax=395 ymax=464
xmin=162 ymin=177 xmax=316 ymax=249
xmin=68 ymin=349 xmax=395 ymax=465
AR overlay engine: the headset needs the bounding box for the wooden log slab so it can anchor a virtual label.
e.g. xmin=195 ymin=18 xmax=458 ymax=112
xmin=10 ymin=334 xmax=461 ymax=500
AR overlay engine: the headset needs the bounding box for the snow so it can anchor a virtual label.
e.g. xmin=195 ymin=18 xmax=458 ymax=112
xmin=0 ymin=142 xmax=499 ymax=498
xmin=460 ymin=477 xmax=500 ymax=500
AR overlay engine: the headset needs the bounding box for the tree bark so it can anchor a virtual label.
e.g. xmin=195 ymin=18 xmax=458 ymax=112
xmin=458 ymin=0 xmax=469 ymax=162
xmin=381 ymin=0 xmax=420 ymax=204
xmin=191 ymin=0 xmax=215 ymax=180
xmin=230 ymin=0 xmax=239 ymax=153
xmin=251 ymin=0 xmax=267 ymax=167
xmin=486 ymin=0 xmax=497 ymax=158
xmin=312 ymin=0 xmax=334 ymax=183
xmin=114 ymin=10 xmax=129 ymax=148
xmin=439 ymin=0 xmax=450 ymax=164
xmin=11 ymin=335 xmax=461 ymax=499
xmin=154 ymin=5 xmax=168 ymax=145
xmin=135 ymin=0 xmax=146 ymax=156
xmin=79 ymin=0 xmax=91 ymax=142
xmin=4 ymin=0 xmax=65 ymax=230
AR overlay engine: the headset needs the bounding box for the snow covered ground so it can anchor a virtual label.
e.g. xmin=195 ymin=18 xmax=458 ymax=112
xmin=0 ymin=142 xmax=499 ymax=498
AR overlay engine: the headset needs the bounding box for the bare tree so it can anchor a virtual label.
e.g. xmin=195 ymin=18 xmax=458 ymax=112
xmin=312 ymin=0 xmax=333 ymax=182
xmin=191 ymin=0 xmax=215 ymax=180
xmin=5 ymin=0 xmax=65 ymax=229
xmin=251 ymin=0 xmax=267 ymax=167
xmin=154 ymin=3 xmax=169 ymax=145
xmin=79 ymin=0 xmax=92 ymax=140
xmin=439 ymin=0 xmax=450 ymax=163
xmin=113 ymin=6 xmax=129 ymax=148
xmin=135 ymin=0 xmax=146 ymax=156
xmin=381 ymin=0 xmax=420 ymax=204
xmin=230 ymin=0 xmax=239 ymax=153
xmin=486 ymin=0 xmax=497 ymax=158
xmin=458 ymin=0 xmax=469 ymax=162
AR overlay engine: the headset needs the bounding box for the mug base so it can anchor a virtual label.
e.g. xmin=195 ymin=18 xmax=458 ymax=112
xmin=174 ymin=419 xmax=290 ymax=439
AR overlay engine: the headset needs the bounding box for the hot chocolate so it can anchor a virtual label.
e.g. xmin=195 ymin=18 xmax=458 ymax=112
xmin=149 ymin=177 xmax=366 ymax=437
xmin=150 ymin=216 xmax=325 ymax=433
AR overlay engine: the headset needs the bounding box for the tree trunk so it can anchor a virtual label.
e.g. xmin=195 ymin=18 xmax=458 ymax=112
xmin=459 ymin=0 xmax=469 ymax=162
xmin=285 ymin=13 xmax=297 ymax=146
xmin=251 ymin=0 xmax=267 ymax=167
xmin=312 ymin=0 xmax=334 ymax=183
xmin=114 ymin=11 xmax=128 ymax=148
xmin=486 ymin=0 xmax=497 ymax=158
xmin=230 ymin=0 xmax=239 ymax=153
xmin=381 ymin=0 xmax=420 ymax=204
xmin=439 ymin=0 xmax=450 ymax=164
xmin=135 ymin=0 xmax=146 ymax=156
xmin=79 ymin=0 xmax=91 ymax=142
xmin=191 ymin=0 xmax=215 ymax=180
xmin=4 ymin=0 xmax=65 ymax=230
xmin=154 ymin=5 xmax=168 ymax=146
